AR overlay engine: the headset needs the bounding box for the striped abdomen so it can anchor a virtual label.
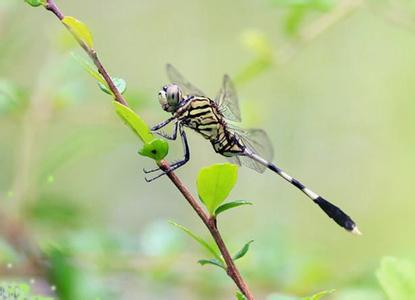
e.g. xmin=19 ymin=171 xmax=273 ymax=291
xmin=177 ymin=97 xmax=222 ymax=139
xmin=176 ymin=97 xmax=245 ymax=156
xmin=212 ymin=126 xmax=245 ymax=156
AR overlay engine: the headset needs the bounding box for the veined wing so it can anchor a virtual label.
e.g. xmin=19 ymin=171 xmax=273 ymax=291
xmin=215 ymin=75 xmax=241 ymax=123
xmin=227 ymin=126 xmax=274 ymax=173
xmin=166 ymin=64 xmax=205 ymax=97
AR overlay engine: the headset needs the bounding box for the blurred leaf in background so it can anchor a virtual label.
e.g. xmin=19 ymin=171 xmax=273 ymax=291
xmin=0 ymin=80 xmax=28 ymax=115
xmin=270 ymin=0 xmax=339 ymax=35
xmin=235 ymin=29 xmax=274 ymax=86
xmin=376 ymin=257 xmax=415 ymax=300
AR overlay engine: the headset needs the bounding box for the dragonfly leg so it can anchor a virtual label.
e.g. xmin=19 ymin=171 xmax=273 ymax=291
xmin=143 ymin=122 xmax=180 ymax=174
xmin=153 ymin=121 xmax=178 ymax=140
xmin=144 ymin=126 xmax=190 ymax=182
xmin=150 ymin=116 xmax=175 ymax=131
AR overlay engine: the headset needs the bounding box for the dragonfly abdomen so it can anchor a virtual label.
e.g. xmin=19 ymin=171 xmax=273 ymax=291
xmin=246 ymin=151 xmax=360 ymax=234
xmin=211 ymin=126 xmax=246 ymax=156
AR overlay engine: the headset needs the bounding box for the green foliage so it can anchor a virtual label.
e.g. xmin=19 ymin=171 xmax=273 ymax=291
xmin=169 ymin=221 xmax=224 ymax=266
xmin=71 ymin=53 xmax=106 ymax=86
xmin=113 ymin=101 xmax=169 ymax=160
xmin=138 ymin=138 xmax=169 ymax=161
xmin=113 ymin=101 xmax=154 ymax=143
xmin=0 ymin=80 xmax=27 ymax=114
xmin=62 ymin=16 xmax=94 ymax=49
xmin=302 ymin=289 xmax=335 ymax=300
xmin=198 ymin=258 xmax=226 ymax=269
xmin=235 ymin=30 xmax=273 ymax=85
xmin=24 ymin=0 xmax=45 ymax=7
xmin=98 ymin=77 xmax=127 ymax=95
xmin=233 ymin=240 xmax=254 ymax=261
xmin=45 ymin=246 xmax=79 ymax=300
xmin=197 ymin=163 xmax=239 ymax=215
xmin=236 ymin=291 xmax=247 ymax=300
xmin=23 ymin=194 xmax=84 ymax=228
xmin=271 ymin=0 xmax=339 ymax=35
xmin=215 ymin=200 xmax=253 ymax=216
xmin=0 ymin=238 xmax=18 ymax=264
xmin=376 ymin=257 xmax=415 ymax=300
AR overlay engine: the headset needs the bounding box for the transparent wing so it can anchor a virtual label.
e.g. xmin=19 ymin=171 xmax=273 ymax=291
xmin=226 ymin=156 xmax=241 ymax=166
xmin=215 ymin=75 xmax=241 ymax=122
xmin=166 ymin=64 xmax=205 ymax=97
xmin=229 ymin=126 xmax=274 ymax=173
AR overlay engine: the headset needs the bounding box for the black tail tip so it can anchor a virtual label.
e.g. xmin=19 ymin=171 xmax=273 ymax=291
xmin=314 ymin=196 xmax=361 ymax=235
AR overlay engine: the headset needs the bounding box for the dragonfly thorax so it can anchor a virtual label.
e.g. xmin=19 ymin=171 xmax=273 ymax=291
xmin=158 ymin=84 xmax=184 ymax=113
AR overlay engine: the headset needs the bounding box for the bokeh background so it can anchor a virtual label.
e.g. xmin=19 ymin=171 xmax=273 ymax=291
xmin=1 ymin=0 xmax=415 ymax=299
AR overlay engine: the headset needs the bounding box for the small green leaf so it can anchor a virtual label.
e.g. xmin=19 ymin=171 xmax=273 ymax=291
xmin=198 ymin=258 xmax=225 ymax=269
xmin=197 ymin=163 xmax=239 ymax=215
xmin=233 ymin=240 xmax=254 ymax=261
xmin=71 ymin=53 xmax=106 ymax=86
xmin=169 ymin=221 xmax=223 ymax=264
xmin=99 ymin=77 xmax=127 ymax=95
xmin=138 ymin=139 xmax=169 ymax=161
xmin=376 ymin=257 xmax=415 ymax=300
xmin=62 ymin=16 xmax=94 ymax=49
xmin=302 ymin=289 xmax=335 ymax=300
xmin=215 ymin=200 xmax=253 ymax=216
xmin=236 ymin=291 xmax=247 ymax=300
xmin=25 ymin=0 xmax=45 ymax=7
xmin=113 ymin=101 xmax=154 ymax=143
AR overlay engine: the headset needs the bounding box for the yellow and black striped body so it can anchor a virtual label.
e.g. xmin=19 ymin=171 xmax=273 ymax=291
xmin=175 ymin=96 xmax=245 ymax=157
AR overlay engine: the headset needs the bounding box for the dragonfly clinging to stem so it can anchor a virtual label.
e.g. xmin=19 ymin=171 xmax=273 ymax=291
xmin=145 ymin=64 xmax=360 ymax=235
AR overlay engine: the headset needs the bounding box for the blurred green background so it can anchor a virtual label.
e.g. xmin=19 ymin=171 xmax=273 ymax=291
xmin=1 ymin=0 xmax=415 ymax=299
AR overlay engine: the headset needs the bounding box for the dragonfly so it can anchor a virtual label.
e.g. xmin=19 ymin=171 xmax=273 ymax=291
xmin=145 ymin=64 xmax=360 ymax=234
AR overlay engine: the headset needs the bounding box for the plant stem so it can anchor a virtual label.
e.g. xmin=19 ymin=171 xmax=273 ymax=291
xmin=43 ymin=1 xmax=254 ymax=298
xmin=160 ymin=161 xmax=254 ymax=299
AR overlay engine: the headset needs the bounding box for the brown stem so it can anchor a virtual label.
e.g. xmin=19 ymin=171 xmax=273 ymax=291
xmin=160 ymin=162 xmax=254 ymax=300
xmin=43 ymin=1 xmax=254 ymax=298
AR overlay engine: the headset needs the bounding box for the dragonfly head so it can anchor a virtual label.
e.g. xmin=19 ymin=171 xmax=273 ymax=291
xmin=158 ymin=84 xmax=183 ymax=113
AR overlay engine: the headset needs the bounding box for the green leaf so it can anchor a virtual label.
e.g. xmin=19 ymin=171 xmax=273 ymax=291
xmin=198 ymin=258 xmax=225 ymax=269
xmin=302 ymin=289 xmax=335 ymax=300
xmin=45 ymin=246 xmax=79 ymax=300
xmin=98 ymin=77 xmax=127 ymax=95
xmin=233 ymin=240 xmax=254 ymax=261
xmin=236 ymin=291 xmax=247 ymax=300
xmin=138 ymin=139 xmax=169 ymax=161
xmin=376 ymin=257 xmax=415 ymax=300
xmin=113 ymin=101 xmax=154 ymax=143
xmin=240 ymin=29 xmax=273 ymax=59
xmin=197 ymin=163 xmax=239 ymax=215
xmin=24 ymin=0 xmax=45 ymax=7
xmin=62 ymin=16 xmax=94 ymax=49
xmin=71 ymin=53 xmax=106 ymax=86
xmin=215 ymin=200 xmax=253 ymax=216
xmin=235 ymin=30 xmax=273 ymax=86
xmin=23 ymin=194 xmax=83 ymax=228
xmin=169 ymin=221 xmax=223 ymax=264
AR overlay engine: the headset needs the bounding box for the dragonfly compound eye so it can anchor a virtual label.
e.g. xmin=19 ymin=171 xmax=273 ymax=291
xmin=166 ymin=84 xmax=182 ymax=106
